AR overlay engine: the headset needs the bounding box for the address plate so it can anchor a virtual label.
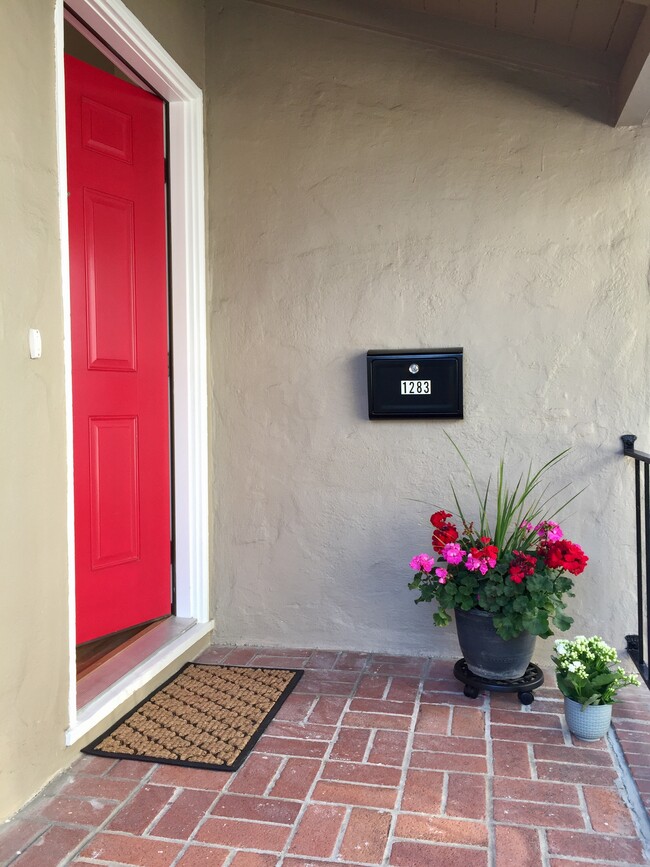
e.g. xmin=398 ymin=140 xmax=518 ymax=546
xmin=400 ymin=379 xmax=431 ymax=395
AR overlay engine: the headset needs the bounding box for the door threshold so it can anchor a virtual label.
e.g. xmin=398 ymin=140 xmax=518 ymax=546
xmin=67 ymin=617 xmax=213 ymax=745
xmin=77 ymin=617 xmax=166 ymax=679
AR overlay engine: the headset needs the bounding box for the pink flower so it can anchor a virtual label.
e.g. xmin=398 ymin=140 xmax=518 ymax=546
xmin=410 ymin=553 xmax=436 ymax=573
xmin=520 ymin=521 xmax=535 ymax=532
xmin=465 ymin=553 xmax=481 ymax=572
xmin=435 ymin=567 xmax=448 ymax=584
xmin=537 ymin=521 xmax=563 ymax=542
xmin=441 ymin=543 xmax=465 ymax=565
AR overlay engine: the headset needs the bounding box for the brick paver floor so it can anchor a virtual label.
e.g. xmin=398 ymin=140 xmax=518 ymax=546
xmin=1 ymin=647 xmax=649 ymax=866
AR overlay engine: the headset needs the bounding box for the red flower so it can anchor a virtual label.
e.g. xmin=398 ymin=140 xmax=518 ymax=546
xmin=479 ymin=536 xmax=492 ymax=545
xmin=482 ymin=544 xmax=499 ymax=564
xmin=543 ymin=540 xmax=588 ymax=576
xmin=430 ymin=511 xmax=453 ymax=529
xmin=509 ymin=550 xmax=537 ymax=584
xmin=430 ymin=511 xmax=458 ymax=553
xmin=469 ymin=544 xmax=499 ymax=568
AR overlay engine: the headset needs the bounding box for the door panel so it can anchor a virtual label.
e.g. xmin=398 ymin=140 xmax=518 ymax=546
xmin=84 ymin=189 xmax=137 ymax=370
xmin=66 ymin=55 xmax=171 ymax=645
xmin=89 ymin=416 xmax=140 ymax=569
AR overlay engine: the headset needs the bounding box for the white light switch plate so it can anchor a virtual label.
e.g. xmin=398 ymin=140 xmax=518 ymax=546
xmin=29 ymin=328 xmax=42 ymax=359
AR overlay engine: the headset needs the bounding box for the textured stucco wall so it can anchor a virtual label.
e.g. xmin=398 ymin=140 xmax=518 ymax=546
xmin=207 ymin=0 xmax=650 ymax=661
xmin=0 ymin=0 xmax=205 ymax=821
xmin=0 ymin=0 xmax=71 ymax=823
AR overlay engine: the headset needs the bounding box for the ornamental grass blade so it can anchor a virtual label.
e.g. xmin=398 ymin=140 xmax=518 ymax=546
xmin=444 ymin=436 xmax=581 ymax=556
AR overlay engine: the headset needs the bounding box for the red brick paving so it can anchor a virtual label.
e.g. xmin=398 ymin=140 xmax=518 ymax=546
xmin=37 ymin=794 xmax=116 ymax=827
xmin=8 ymin=826 xmax=88 ymax=867
xmin=77 ymin=832 xmax=183 ymax=865
xmin=494 ymin=824 xmax=543 ymax=867
xmin=583 ymin=785 xmax=638 ymax=836
xmin=311 ymin=780 xmax=398 ymax=809
xmin=108 ymin=784 xmax=176 ymax=834
xmin=174 ymin=847 xmax=230 ymax=865
xmin=445 ymin=772 xmax=486 ymax=819
xmin=194 ymin=817 xmax=291 ymax=850
xmin=321 ymin=760 xmax=402 ymax=786
xmin=615 ymin=684 xmax=650 ymax=815
xmin=389 ymin=840 xmax=488 ymax=866
xmin=491 ymin=777 xmax=580 ymax=805
xmin=492 ymin=739 xmax=533 ymax=778
xmin=0 ymin=820 xmax=49 ymax=864
xmin=366 ymin=729 xmax=409 ymax=766
xmin=150 ymin=789 xmax=217 ymax=840
xmin=227 ymin=754 xmax=285 ymax=796
xmin=339 ymin=807 xmax=392 ymax=863
xmin=269 ymin=758 xmax=321 ymax=800
xmin=329 ymin=727 xmax=371 ymax=762
xmin=2 ymin=648 xmax=648 ymax=866
xmin=288 ymin=804 xmax=345 ymax=857
xmin=400 ymin=769 xmax=444 ymax=814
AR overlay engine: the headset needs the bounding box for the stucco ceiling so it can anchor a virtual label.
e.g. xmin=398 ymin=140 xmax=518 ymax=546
xmin=249 ymin=0 xmax=650 ymax=124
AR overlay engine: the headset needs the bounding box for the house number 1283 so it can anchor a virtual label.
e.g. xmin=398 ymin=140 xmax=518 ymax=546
xmin=400 ymin=380 xmax=431 ymax=395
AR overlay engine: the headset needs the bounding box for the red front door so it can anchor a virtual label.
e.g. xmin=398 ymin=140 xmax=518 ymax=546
xmin=66 ymin=55 xmax=172 ymax=645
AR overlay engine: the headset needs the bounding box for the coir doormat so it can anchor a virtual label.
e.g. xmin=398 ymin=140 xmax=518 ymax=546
xmin=82 ymin=663 xmax=303 ymax=771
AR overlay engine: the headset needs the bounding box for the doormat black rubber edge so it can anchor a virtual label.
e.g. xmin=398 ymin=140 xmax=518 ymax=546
xmin=81 ymin=661 xmax=304 ymax=772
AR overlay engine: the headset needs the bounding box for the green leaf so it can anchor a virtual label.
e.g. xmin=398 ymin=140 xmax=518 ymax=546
xmin=590 ymin=672 xmax=618 ymax=687
xmin=433 ymin=609 xmax=451 ymax=627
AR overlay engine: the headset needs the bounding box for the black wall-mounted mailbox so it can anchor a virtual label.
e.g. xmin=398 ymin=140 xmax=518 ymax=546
xmin=367 ymin=348 xmax=463 ymax=420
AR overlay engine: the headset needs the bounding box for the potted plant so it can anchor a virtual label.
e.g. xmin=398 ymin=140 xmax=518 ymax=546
xmin=408 ymin=443 xmax=588 ymax=679
xmin=552 ymin=635 xmax=640 ymax=740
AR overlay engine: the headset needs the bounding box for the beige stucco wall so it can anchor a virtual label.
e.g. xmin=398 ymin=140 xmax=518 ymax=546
xmin=0 ymin=0 xmax=71 ymax=823
xmin=2 ymin=0 xmax=649 ymax=825
xmin=0 ymin=0 xmax=205 ymax=822
xmin=207 ymin=1 xmax=650 ymax=661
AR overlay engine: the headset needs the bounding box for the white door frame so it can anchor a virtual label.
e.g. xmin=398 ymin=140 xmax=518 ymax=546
xmin=54 ymin=0 xmax=211 ymax=743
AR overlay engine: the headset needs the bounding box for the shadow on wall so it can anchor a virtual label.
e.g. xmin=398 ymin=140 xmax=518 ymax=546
xmin=446 ymin=51 xmax=613 ymax=125
xmin=351 ymin=353 xmax=368 ymax=421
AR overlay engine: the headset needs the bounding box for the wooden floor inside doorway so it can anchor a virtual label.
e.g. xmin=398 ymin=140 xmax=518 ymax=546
xmin=76 ymin=618 xmax=166 ymax=679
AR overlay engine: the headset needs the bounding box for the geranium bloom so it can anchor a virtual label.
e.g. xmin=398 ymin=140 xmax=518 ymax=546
xmin=472 ymin=544 xmax=499 ymax=568
xmin=409 ymin=553 xmax=436 ymax=573
xmin=537 ymin=521 xmax=563 ymax=542
xmin=435 ymin=567 xmax=448 ymax=584
xmin=431 ymin=511 xmax=453 ymax=528
xmin=509 ymin=551 xmax=537 ymax=584
xmin=441 ymin=543 xmax=465 ymax=565
xmin=430 ymin=511 xmax=458 ymax=552
xmin=408 ymin=445 xmax=588 ymax=643
xmin=467 ymin=553 xmax=489 ymax=575
xmin=544 ymin=539 xmax=588 ymax=575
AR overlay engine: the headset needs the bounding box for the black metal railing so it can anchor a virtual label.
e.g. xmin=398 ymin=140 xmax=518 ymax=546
xmin=622 ymin=434 xmax=650 ymax=686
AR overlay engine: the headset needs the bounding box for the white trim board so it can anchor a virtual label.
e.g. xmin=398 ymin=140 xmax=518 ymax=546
xmin=66 ymin=621 xmax=213 ymax=744
xmin=54 ymin=0 xmax=210 ymax=743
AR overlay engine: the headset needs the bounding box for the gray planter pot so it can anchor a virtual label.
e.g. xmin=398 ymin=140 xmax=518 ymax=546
xmin=563 ymin=697 xmax=613 ymax=741
xmin=454 ymin=608 xmax=536 ymax=679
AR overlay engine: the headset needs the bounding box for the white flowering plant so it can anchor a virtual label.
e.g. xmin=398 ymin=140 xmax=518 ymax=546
xmin=552 ymin=635 xmax=641 ymax=708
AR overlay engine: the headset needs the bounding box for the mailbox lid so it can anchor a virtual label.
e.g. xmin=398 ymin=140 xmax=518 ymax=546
xmin=367 ymin=348 xmax=463 ymax=419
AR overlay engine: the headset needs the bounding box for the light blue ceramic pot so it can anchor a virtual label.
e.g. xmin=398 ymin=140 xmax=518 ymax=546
xmin=564 ymin=697 xmax=613 ymax=741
